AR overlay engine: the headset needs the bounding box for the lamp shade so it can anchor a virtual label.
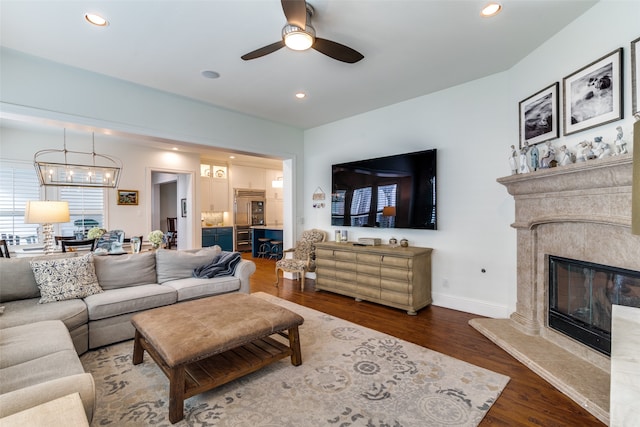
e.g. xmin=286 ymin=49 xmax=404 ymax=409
xmin=24 ymin=201 xmax=70 ymax=224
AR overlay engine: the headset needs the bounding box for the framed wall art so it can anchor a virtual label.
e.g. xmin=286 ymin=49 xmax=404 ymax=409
xmin=519 ymin=82 xmax=559 ymax=148
xmin=632 ymin=36 xmax=640 ymax=115
xmin=117 ymin=189 xmax=138 ymax=206
xmin=181 ymin=198 xmax=187 ymax=217
xmin=563 ymin=48 xmax=623 ymax=136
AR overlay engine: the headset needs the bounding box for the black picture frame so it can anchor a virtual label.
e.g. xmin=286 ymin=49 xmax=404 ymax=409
xmin=563 ymin=48 xmax=623 ymax=136
xmin=519 ymin=82 xmax=559 ymax=148
xmin=632 ymin=36 xmax=640 ymax=115
xmin=181 ymin=198 xmax=187 ymax=217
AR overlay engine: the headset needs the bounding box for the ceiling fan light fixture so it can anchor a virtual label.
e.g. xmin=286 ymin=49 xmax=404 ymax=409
xmin=283 ymin=24 xmax=315 ymax=51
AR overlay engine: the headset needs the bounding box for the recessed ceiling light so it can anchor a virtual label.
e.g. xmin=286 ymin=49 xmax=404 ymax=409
xmin=201 ymin=70 xmax=220 ymax=79
xmin=480 ymin=2 xmax=502 ymax=17
xmin=229 ymin=155 xmax=235 ymax=159
xmin=295 ymin=92 xmax=306 ymax=99
xmin=85 ymin=13 xmax=108 ymax=27
xmin=172 ymin=147 xmax=178 ymax=151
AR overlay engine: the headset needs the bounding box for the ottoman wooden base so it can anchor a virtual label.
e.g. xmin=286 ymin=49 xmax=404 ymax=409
xmin=131 ymin=293 xmax=304 ymax=424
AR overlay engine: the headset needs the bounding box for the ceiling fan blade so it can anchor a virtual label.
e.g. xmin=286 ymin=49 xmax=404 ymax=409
xmin=281 ymin=0 xmax=307 ymax=29
xmin=312 ymin=38 xmax=364 ymax=64
xmin=241 ymin=40 xmax=285 ymax=61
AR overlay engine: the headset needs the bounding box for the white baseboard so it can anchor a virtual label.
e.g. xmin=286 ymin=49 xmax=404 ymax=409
xmin=432 ymin=292 xmax=511 ymax=318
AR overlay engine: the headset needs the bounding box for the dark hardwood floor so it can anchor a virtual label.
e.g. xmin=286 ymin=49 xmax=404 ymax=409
xmin=248 ymin=254 xmax=605 ymax=426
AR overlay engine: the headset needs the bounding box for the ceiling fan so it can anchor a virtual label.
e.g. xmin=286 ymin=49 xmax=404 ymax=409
xmin=241 ymin=0 xmax=364 ymax=64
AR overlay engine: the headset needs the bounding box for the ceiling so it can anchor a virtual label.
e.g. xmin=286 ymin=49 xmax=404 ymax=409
xmin=1 ymin=0 xmax=599 ymax=132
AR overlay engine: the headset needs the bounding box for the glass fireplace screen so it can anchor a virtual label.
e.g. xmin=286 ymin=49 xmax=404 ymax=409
xmin=548 ymin=255 xmax=640 ymax=356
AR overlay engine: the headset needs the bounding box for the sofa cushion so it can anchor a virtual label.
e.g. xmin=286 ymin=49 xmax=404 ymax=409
xmin=30 ymin=254 xmax=103 ymax=303
xmin=162 ymin=276 xmax=240 ymax=301
xmin=0 ymin=320 xmax=75 ymax=369
xmin=155 ymin=246 xmax=222 ymax=284
xmin=0 ymin=349 xmax=86 ymax=395
xmin=83 ymin=284 xmax=177 ymax=321
xmin=0 ymin=298 xmax=87 ymax=331
xmin=93 ymin=251 xmax=156 ymax=290
xmin=0 ymin=253 xmax=77 ymax=303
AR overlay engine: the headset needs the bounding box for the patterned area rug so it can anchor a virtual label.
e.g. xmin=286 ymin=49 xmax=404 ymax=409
xmin=81 ymin=292 xmax=509 ymax=426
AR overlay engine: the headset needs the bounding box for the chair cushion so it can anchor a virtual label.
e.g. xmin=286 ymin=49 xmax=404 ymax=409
xmin=276 ymin=258 xmax=307 ymax=271
xmin=155 ymin=246 xmax=221 ymax=284
xmin=93 ymin=251 xmax=156 ymax=290
xmin=30 ymin=253 xmax=103 ymax=303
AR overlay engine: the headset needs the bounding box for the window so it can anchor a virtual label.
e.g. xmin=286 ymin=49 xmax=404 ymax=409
xmin=376 ymin=184 xmax=397 ymax=228
xmin=59 ymin=185 xmax=104 ymax=238
xmin=0 ymin=162 xmax=105 ymax=244
xmin=0 ymin=163 xmax=40 ymax=244
xmin=350 ymin=187 xmax=372 ymax=227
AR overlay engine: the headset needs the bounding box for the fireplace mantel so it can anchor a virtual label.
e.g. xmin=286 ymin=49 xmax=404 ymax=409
xmin=471 ymin=153 xmax=639 ymax=425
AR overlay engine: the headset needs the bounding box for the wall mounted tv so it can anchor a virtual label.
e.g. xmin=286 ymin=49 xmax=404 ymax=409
xmin=331 ymin=149 xmax=437 ymax=230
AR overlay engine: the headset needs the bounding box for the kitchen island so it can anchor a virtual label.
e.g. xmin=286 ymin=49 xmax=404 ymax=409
xmin=250 ymin=226 xmax=283 ymax=258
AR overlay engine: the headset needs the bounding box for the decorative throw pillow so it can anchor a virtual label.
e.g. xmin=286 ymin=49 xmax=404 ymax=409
xmin=30 ymin=253 xmax=103 ymax=303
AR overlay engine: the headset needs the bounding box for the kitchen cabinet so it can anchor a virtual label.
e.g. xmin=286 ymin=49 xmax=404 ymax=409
xmin=231 ymin=165 xmax=265 ymax=190
xmin=200 ymin=176 xmax=229 ymax=212
xmin=265 ymin=169 xmax=284 ymax=225
xmin=315 ymin=242 xmax=432 ymax=315
xmin=202 ymin=227 xmax=233 ymax=251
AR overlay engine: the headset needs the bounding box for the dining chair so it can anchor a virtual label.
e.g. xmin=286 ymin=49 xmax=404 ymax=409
xmin=166 ymin=217 xmax=177 ymax=249
xmin=61 ymin=239 xmax=98 ymax=253
xmin=55 ymin=236 xmax=76 ymax=246
xmin=0 ymin=239 xmax=10 ymax=258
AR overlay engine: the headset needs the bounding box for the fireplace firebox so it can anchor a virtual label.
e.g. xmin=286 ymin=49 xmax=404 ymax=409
xmin=548 ymin=255 xmax=640 ymax=356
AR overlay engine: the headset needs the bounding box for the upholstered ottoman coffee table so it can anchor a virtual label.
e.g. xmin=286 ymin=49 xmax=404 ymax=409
xmin=131 ymin=293 xmax=304 ymax=423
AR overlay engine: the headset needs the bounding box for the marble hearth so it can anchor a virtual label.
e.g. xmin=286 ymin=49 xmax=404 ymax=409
xmin=470 ymin=154 xmax=639 ymax=425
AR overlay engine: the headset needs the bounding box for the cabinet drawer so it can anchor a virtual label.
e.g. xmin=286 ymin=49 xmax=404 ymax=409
xmin=357 ymin=263 xmax=379 ymax=276
xmin=380 ymin=256 xmax=412 ymax=269
xmin=335 ymin=260 xmax=357 ymax=272
xmin=381 ymin=268 xmax=411 ymax=282
xmin=381 ymin=280 xmax=410 ymax=293
xmin=380 ymin=289 xmax=410 ymax=306
xmin=357 ymin=253 xmax=383 ymax=265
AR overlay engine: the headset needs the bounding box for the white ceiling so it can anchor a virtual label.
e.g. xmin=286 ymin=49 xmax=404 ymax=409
xmin=1 ymin=0 xmax=599 ymax=131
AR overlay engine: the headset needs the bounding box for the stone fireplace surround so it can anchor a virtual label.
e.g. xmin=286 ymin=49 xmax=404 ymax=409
xmin=470 ymin=154 xmax=638 ymax=425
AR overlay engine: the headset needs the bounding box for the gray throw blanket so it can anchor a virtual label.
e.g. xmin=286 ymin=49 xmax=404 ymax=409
xmin=192 ymin=251 xmax=242 ymax=278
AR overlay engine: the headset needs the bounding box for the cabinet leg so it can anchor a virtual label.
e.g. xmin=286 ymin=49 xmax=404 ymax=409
xmin=407 ymin=310 xmax=417 ymax=316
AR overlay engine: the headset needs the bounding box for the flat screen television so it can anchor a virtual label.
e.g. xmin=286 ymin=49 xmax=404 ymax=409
xmin=331 ymin=149 xmax=437 ymax=230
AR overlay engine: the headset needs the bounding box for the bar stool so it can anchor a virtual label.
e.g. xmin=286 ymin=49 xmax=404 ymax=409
xmin=269 ymin=240 xmax=283 ymax=260
xmin=257 ymin=238 xmax=271 ymax=258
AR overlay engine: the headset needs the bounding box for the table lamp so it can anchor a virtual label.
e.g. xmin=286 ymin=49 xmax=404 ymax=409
xmin=24 ymin=201 xmax=70 ymax=254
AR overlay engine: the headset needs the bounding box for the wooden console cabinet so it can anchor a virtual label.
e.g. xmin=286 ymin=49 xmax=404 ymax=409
xmin=315 ymin=242 xmax=432 ymax=315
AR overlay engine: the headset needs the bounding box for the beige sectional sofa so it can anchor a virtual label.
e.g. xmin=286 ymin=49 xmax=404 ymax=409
xmin=0 ymin=246 xmax=256 ymax=421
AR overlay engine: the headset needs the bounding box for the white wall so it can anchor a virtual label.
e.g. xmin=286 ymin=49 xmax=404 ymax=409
xmin=0 ymin=126 xmax=201 ymax=241
xmin=1 ymin=47 xmax=305 ymax=249
xmin=303 ymin=0 xmax=640 ymax=317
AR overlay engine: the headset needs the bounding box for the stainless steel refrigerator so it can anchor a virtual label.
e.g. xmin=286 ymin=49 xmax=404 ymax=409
xmin=234 ymin=189 xmax=266 ymax=251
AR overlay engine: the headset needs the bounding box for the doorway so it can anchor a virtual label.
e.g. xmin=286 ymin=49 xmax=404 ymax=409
xmin=150 ymin=169 xmax=194 ymax=250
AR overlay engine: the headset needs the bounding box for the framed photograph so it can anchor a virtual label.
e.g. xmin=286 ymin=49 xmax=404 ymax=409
xmin=181 ymin=198 xmax=187 ymax=217
xmin=117 ymin=189 xmax=138 ymax=205
xmin=519 ymin=82 xmax=559 ymax=148
xmin=632 ymin=36 xmax=640 ymax=115
xmin=563 ymin=48 xmax=623 ymax=136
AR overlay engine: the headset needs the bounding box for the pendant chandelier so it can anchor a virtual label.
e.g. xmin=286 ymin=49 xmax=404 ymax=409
xmin=33 ymin=129 xmax=122 ymax=188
